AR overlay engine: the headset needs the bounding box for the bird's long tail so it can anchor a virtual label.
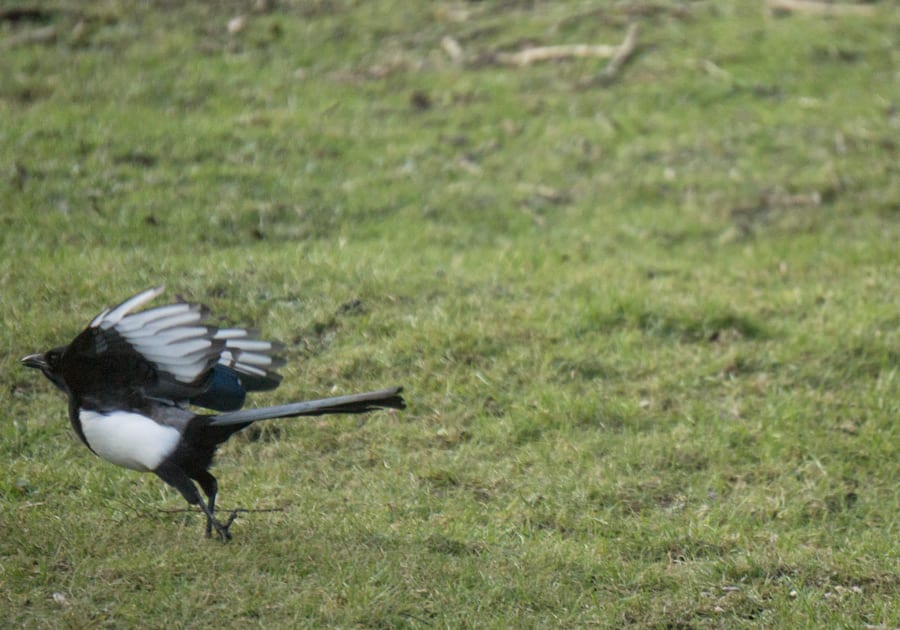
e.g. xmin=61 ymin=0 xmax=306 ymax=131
xmin=207 ymin=386 xmax=405 ymax=426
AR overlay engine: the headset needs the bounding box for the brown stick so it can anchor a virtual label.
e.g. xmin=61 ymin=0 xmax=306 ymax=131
xmin=156 ymin=506 xmax=286 ymax=515
xmin=598 ymin=23 xmax=639 ymax=83
xmin=496 ymin=43 xmax=620 ymax=67
xmin=441 ymin=35 xmax=464 ymax=63
xmin=495 ymin=23 xmax=639 ymax=69
xmin=766 ymin=0 xmax=878 ymax=16
xmin=4 ymin=25 xmax=56 ymax=48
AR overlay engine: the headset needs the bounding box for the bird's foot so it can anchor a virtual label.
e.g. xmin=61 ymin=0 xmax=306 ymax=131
xmin=205 ymin=515 xmax=234 ymax=542
xmin=203 ymin=508 xmax=249 ymax=542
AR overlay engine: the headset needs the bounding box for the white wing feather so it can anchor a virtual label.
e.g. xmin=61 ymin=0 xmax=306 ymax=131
xmin=88 ymin=286 xmax=281 ymax=385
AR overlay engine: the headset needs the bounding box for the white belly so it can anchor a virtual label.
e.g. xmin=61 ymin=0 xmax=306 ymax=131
xmin=80 ymin=410 xmax=181 ymax=472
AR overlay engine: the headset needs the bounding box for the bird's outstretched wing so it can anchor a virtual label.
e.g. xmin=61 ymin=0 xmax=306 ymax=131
xmin=61 ymin=286 xmax=283 ymax=411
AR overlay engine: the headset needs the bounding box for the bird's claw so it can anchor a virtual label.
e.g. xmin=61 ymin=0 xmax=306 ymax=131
xmin=205 ymin=514 xmax=235 ymax=542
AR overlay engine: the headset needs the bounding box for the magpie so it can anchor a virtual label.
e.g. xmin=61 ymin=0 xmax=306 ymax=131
xmin=21 ymin=286 xmax=405 ymax=541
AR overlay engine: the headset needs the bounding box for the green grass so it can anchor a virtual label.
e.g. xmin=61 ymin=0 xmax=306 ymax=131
xmin=2 ymin=1 xmax=898 ymax=627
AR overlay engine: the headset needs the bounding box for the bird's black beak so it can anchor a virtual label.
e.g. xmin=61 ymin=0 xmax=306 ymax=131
xmin=21 ymin=353 xmax=49 ymax=370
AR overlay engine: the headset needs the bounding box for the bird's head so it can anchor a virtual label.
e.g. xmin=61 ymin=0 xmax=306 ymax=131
xmin=21 ymin=346 xmax=69 ymax=392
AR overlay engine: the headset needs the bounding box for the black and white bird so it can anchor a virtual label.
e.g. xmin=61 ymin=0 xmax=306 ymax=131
xmin=21 ymin=286 xmax=405 ymax=541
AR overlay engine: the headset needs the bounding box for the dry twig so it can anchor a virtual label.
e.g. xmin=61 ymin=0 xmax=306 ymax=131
xmin=497 ymin=42 xmax=621 ymax=67
xmin=490 ymin=23 xmax=640 ymax=85
xmin=156 ymin=506 xmax=286 ymax=516
xmin=441 ymin=35 xmax=464 ymax=63
xmin=597 ymin=23 xmax=639 ymax=84
xmin=767 ymin=0 xmax=878 ymax=17
xmin=4 ymin=25 xmax=56 ymax=48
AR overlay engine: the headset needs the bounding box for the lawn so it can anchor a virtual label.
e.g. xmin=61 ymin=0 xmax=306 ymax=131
xmin=1 ymin=1 xmax=898 ymax=627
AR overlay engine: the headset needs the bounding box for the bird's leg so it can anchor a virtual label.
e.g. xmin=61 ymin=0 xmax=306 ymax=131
xmin=154 ymin=463 xmax=232 ymax=542
xmin=195 ymin=472 xmax=219 ymax=539
xmin=194 ymin=494 xmax=232 ymax=542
